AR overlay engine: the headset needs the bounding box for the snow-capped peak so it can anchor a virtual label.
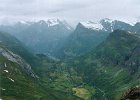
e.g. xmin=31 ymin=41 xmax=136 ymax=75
xmin=101 ymin=18 xmax=138 ymax=26
xmin=38 ymin=20 xmax=47 ymax=25
xmin=101 ymin=18 xmax=114 ymax=23
xmin=46 ymin=19 xmax=73 ymax=30
xmin=47 ymin=19 xmax=60 ymax=26
xmin=80 ymin=21 xmax=104 ymax=31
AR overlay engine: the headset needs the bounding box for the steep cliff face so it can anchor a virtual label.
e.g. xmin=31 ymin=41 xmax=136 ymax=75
xmin=0 ymin=44 xmax=46 ymax=100
xmin=121 ymin=87 xmax=140 ymax=100
xmin=0 ymin=32 xmax=57 ymax=100
xmin=0 ymin=41 xmax=72 ymax=100
xmin=0 ymin=31 xmax=80 ymax=100
xmin=0 ymin=47 xmax=38 ymax=78
xmin=0 ymin=31 xmax=37 ymax=66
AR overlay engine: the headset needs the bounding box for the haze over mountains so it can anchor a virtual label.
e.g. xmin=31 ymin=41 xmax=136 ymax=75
xmin=0 ymin=18 xmax=140 ymax=58
xmin=0 ymin=19 xmax=73 ymax=55
xmin=0 ymin=18 xmax=140 ymax=100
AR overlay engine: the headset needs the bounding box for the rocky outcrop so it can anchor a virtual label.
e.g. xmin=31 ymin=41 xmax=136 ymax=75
xmin=0 ymin=47 xmax=38 ymax=78
xmin=121 ymin=87 xmax=140 ymax=100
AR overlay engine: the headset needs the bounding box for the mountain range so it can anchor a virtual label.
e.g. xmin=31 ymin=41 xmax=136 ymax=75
xmin=0 ymin=18 xmax=140 ymax=58
xmin=0 ymin=18 xmax=140 ymax=100
xmin=66 ymin=30 xmax=140 ymax=99
xmin=56 ymin=18 xmax=140 ymax=58
xmin=0 ymin=19 xmax=73 ymax=55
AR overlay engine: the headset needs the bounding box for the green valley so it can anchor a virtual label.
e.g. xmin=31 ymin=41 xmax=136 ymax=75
xmin=0 ymin=21 xmax=140 ymax=100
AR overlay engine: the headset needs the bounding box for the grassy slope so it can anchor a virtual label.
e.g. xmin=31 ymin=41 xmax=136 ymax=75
xmin=66 ymin=30 xmax=140 ymax=99
xmin=34 ymin=30 xmax=140 ymax=100
xmin=34 ymin=58 xmax=82 ymax=100
xmin=0 ymin=31 xmax=38 ymax=66
xmin=0 ymin=53 xmax=58 ymax=100
xmin=0 ymin=31 xmax=81 ymax=100
xmin=0 ymin=30 xmax=140 ymax=100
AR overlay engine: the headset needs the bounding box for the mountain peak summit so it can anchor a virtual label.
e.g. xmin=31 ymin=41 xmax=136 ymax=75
xmin=47 ymin=19 xmax=60 ymax=26
xmin=100 ymin=18 xmax=114 ymax=23
xmin=79 ymin=21 xmax=104 ymax=31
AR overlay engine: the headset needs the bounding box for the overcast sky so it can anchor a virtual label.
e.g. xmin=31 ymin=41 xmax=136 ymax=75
xmin=0 ymin=0 xmax=140 ymax=25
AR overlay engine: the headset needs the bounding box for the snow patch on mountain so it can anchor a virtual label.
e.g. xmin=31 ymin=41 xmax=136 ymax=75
xmin=108 ymin=17 xmax=137 ymax=26
xmin=33 ymin=19 xmax=73 ymax=30
xmin=1 ymin=88 xmax=6 ymax=91
xmin=80 ymin=21 xmax=104 ymax=31
xmin=102 ymin=18 xmax=114 ymax=23
xmin=0 ymin=18 xmax=73 ymax=31
xmin=4 ymin=63 xmax=7 ymax=67
xmin=8 ymin=77 xmax=14 ymax=82
xmin=4 ymin=70 xmax=8 ymax=73
xmin=0 ymin=47 xmax=38 ymax=78
xmin=47 ymin=19 xmax=59 ymax=26
xmin=38 ymin=20 xmax=46 ymax=25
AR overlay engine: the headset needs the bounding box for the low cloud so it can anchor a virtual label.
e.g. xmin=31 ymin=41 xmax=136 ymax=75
xmin=0 ymin=0 xmax=139 ymax=24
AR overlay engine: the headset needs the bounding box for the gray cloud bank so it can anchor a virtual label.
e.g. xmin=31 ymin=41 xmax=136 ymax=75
xmin=0 ymin=0 xmax=140 ymax=25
